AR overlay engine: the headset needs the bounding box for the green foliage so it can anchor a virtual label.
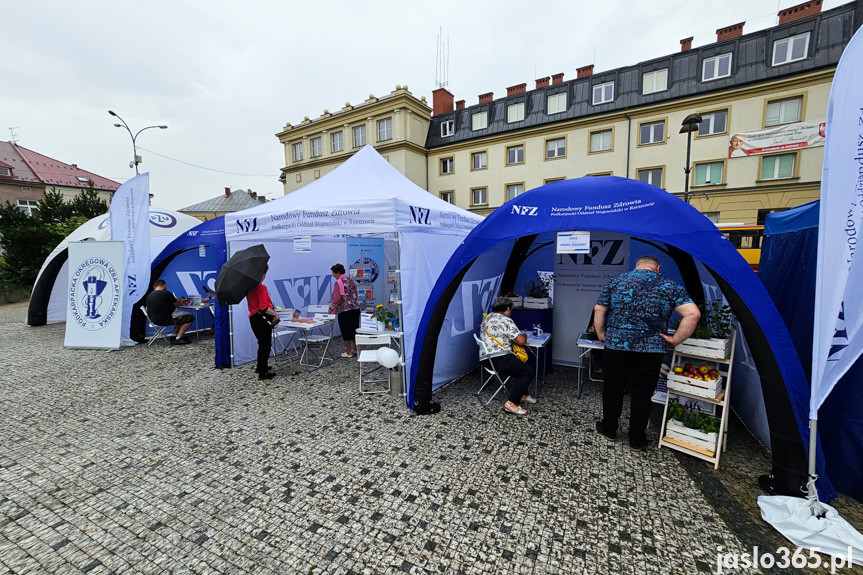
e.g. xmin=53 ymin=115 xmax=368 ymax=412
xmin=371 ymin=304 xmax=395 ymax=324
xmin=668 ymin=398 xmax=720 ymax=434
xmin=675 ymin=300 xmax=734 ymax=339
xmin=0 ymin=187 xmax=109 ymax=289
xmin=524 ymin=273 xmax=555 ymax=298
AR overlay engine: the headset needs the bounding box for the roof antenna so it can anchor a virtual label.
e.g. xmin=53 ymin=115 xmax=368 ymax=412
xmin=435 ymin=27 xmax=449 ymax=89
xmin=8 ymin=127 xmax=19 ymax=144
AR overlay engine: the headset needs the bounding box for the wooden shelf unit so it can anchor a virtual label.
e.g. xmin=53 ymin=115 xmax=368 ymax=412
xmin=658 ymin=327 xmax=737 ymax=469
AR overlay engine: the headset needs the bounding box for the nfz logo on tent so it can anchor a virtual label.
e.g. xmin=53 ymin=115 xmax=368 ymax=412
xmin=511 ymin=206 xmax=539 ymax=216
xmin=236 ymin=218 xmax=259 ymax=233
xmin=409 ymin=206 xmax=431 ymax=225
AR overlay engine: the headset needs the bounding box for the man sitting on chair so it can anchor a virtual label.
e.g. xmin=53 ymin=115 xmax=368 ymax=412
xmin=480 ymin=297 xmax=538 ymax=415
xmin=145 ymin=279 xmax=194 ymax=345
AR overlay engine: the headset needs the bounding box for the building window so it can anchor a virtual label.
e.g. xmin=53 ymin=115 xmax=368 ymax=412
xmin=639 ymin=120 xmax=665 ymax=145
xmin=506 ymin=145 xmax=524 ymax=165
xmin=702 ymin=53 xmax=732 ymax=81
xmin=310 ymin=137 xmax=322 ymax=157
xmin=757 ymin=208 xmax=789 ymax=225
xmin=353 ymin=125 xmax=366 ymax=147
xmin=441 ymin=120 xmax=454 ymax=137
xmin=505 ymin=183 xmax=524 ymax=201
xmin=765 ymin=96 xmax=802 ymax=127
xmin=546 ymin=137 xmax=566 ymax=159
xmin=637 ymin=167 xmax=663 ymax=188
xmin=544 ymin=177 xmax=565 ymax=184
xmin=547 ymin=93 xmax=567 ymax=115
xmin=292 ymin=142 xmax=303 ymax=162
xmin=18 ymin=200 xmax=39 ymax=216
xmin=773 ymin=32 xmax=810 ymax=66
xmin=471 ymin=111 xmax=488 ymax=131
xmin=698 ymin=110 xmax=728 ymax=137
xmin=471 ymin=151 xmax=487 ymax=170
xmin=377 ymin=118 xmax=392 ymax=141
xmin=592 ymin=82 xmax=614 ymax=105
xmin=642 ymin=69 xmax=668 ymax=95
xmin=507 ymin=102 xmax=525 ymax=123
xmin=440 ymin=157 xmax=454 ymax=175
xmin=0 ymin=167 xmax=10 ymax=177
xmin=471 ymin=187 xmax=488 ymax=206
xmin=760 ymin=153 xmax=795 ymax=180
xmin=440 ymin=191 xmax=454 ymax=204
xmin=331 ymin=131 xmax=343 ymax=153
xmin=703 ymin=211 xmax=721 ymax=223
xmin=589 ymin=129 xmax=613 ymax=153
xmin=694 ymin=161 xmax=724 ymax=186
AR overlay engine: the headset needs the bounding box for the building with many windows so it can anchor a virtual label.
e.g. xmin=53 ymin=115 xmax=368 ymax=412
xmin=280 ymin=0 xmax=863 ymax=225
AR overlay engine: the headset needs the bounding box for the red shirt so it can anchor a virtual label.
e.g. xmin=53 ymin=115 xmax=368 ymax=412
xmin=246 ymin=283 xmax=273 ymax=317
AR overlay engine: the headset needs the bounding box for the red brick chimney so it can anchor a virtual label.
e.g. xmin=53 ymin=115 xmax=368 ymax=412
xmin=432 ymin=88 xmax=454 ymax=116
xmin=478 ymin=92 xmax=494 ymax=104
xmin=507 ymin=83 xmax=526 ymax=96
xmin=552 ymin=73 xmax=565 ymax=85
xmin=535 ymin=77 xmax=550 ymax=89
xmin=455 ymin=100 xmax=465 ymax=110
xmin=71 ymin=164 xmax=78 ymax=168
xmin=224 ymin=187 xmax=231 ymax=196
xmin=250 ymin=191 xmax=257 ymax=199
xmin=778 ymin=0 xmax=822 ymax=25
xmin=680 ymin=37 xmax=693 ymax=52
xmin=577 ymin=65 xmax=594 ymax=79
xmin=716 ymin=22 xmax=745 ymax=42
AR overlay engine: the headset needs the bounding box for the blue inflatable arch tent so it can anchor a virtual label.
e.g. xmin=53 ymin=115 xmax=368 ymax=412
xmin=410 ymin=176 xmax=835 ymax=500
xmin=141 ymin=216 xmax=230 ymax=366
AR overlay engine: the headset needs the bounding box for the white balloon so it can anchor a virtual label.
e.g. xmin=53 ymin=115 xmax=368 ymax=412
xmin=378 ymin=347 xmax=400 ymax=369
xmin=376 ymin=347 xmax=388 ymax=364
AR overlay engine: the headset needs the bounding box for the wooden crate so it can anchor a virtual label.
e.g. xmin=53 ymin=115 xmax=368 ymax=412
xmin=522 ymin=297 xmax=552 ymax=309
xmin=666 ymin=419 xmax=718 ymax=453
xmin=676 ymin=337 xmax=731 ymax=359
xmin=667 ymin=374 xmax=724 ymax=398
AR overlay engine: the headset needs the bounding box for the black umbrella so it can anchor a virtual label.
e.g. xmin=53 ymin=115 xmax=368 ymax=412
xmin=214 ymin=244 xmax=270 ymax=306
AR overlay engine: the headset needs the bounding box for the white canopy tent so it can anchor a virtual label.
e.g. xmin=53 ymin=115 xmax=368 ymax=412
xmin=27 ymin=209 xmax=201 ymax=326
xmin=224 ymin=146 xmax=483 ymax=391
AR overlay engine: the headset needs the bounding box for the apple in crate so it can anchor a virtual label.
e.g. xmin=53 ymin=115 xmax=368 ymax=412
xmin=698 ymin=365 xmax=709 ymax=375
xmin=708 ymin=368 xmax=719 ymax=379
xmin=672 ymin=366 xmax=683 ymax=374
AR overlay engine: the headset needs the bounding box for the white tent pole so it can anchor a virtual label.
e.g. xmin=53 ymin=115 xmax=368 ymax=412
xmin=393 ymin=231 xmax=407 ymax=407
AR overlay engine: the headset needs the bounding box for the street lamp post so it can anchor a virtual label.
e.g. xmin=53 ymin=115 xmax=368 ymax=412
xmin=679 ymin=113 xmax=703 ymax=204
xmin=108 ymin=110 xmax=167 ymax=175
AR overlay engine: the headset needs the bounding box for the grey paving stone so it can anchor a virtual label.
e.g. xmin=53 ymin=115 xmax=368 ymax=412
xmin=2 ymin=301 xmax=862 ymax=574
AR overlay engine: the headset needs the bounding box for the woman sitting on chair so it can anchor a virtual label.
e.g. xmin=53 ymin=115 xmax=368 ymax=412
xmin=480 ymin=297 xmax=538 ymax=415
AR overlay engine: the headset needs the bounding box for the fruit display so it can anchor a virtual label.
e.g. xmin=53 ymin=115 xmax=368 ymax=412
xmin=673 ymin=362 xmax=719 ymax=381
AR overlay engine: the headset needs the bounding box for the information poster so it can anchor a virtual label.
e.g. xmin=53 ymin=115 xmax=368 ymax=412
xmin=346 ymin=237 xmax=385 ymax=307
xmin=294 ymin=236 xmax=312 ymax=253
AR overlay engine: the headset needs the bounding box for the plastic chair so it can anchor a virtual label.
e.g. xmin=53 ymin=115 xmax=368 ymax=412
xmin=271 ymin=325 xmax=298 ymax=367
xmin=357 ymin=333 xmax=392 ymax=394
xmin=473 ymin=333 xmax=511 ymax=406
xmin=299 ymin=304 xmax=334 ymax=368
xmin=141 ymin=306 xmax=171 ymax=346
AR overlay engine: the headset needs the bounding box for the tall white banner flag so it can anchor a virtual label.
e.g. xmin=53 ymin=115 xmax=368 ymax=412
xmin=811 ymin=27 xmax=863 ymax=419
xmin=64 ymin=241 xmax=124 ymax=349
xmin=110 ymin=172 xmax=150 ymax=340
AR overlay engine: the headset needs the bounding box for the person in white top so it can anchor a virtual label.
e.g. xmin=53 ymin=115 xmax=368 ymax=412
xmin=479 ymin=297 xmax=538 ymax=415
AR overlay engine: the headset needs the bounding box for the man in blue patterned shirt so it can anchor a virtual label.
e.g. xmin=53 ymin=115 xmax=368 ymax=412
xmin=593 ymin=256 xmax=701 ymax=451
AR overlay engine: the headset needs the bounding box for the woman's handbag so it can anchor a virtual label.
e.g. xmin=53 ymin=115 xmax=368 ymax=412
xmin=255 ymin=309 xmax=279 ymax=327
xmin=484 ymin=327 xmax=529 ymax=363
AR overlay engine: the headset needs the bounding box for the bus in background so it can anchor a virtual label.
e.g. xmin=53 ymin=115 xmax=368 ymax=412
xmin=716 ymin=223 xmax=764 ymax=272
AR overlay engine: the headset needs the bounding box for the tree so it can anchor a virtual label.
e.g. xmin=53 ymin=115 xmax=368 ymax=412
xmin=0 ymin=185 xmax=110 ymax=289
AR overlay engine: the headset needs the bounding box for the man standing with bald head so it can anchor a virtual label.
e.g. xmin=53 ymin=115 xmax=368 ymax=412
xmin=593 ymin=256 xmax=701 ymax=451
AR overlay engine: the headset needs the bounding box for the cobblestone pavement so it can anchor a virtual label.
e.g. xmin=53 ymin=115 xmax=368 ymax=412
xmin=1 ymin=301 xmax=861 ymax=575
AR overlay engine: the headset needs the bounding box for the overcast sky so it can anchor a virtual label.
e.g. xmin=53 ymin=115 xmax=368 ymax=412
xmin=1 ymin=0 xmax=846 ymax=211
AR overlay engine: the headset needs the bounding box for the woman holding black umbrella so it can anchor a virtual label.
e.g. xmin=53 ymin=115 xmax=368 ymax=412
xmin=247 ymin=266 xmax=280 ymax=380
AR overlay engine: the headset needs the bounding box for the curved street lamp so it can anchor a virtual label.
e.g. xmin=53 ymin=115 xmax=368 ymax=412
xmin=679 ymin=113 xmax=703 ymax=204
xmin=108 ymin=110 xmax=167 ymax=175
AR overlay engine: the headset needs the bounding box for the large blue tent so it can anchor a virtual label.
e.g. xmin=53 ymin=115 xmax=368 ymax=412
xmin=142 ymin=216 xmax=229 ymax=367
xmin=410 ymin=176 xmax=835 ymax=500
xmin=761 ymin=201 xmax=863 ymax=498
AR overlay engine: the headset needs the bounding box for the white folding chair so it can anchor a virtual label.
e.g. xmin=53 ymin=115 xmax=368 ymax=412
xmin=141 ymin=306 xmax=171 ymax=346
xmin=271 ymin=325 xmax=298 ymax=367
xmin=299 ymin=305 xmax=334 ymax=368
xmin=357 ymin=333 xmax=392 ymax=394
xmin=473 ymin=333 xmax=511 ymax=406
